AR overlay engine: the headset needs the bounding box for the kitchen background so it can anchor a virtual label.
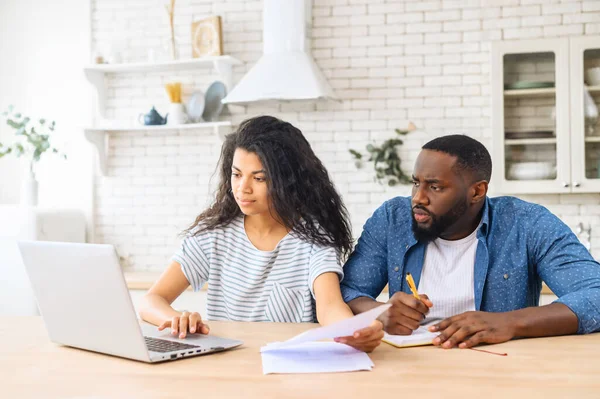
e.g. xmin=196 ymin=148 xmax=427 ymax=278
xmin=2 ymin=0 xmax=600 ymax=276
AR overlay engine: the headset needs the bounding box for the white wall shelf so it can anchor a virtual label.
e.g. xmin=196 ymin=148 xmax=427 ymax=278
xmin=84 ymin=122 xmax=232 ymax=176
xmin=84 ymin=121 xmax=231 ymax=132
xmin=83 ymin=56 xmax=241 ymax=74
xmin=83 ymin=56 xmax=241 ymax=176
xmin=84 ymin=56 xmax=241 ymax=120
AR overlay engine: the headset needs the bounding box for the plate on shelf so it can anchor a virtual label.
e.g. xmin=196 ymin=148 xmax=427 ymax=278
xmin=504 ymin=81 xmax=555 ymax=90
xmin=187 ymin=90 xmax=205 ymax=123
xmin=505 ymin=130 xmax=555 ymax=140
xmin=202 ymin=81 xmax=227 ymax=122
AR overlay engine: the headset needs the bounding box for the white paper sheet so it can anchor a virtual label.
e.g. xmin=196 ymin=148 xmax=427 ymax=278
xmin=383 ymin=326 xmax=438 ymax=348
xmin=262 ymin=303 xmax=391 ymax=352
xmin=261 ymin=341 xmax=374 ymax=375
xmin=260 ymin=304 xmax=390 ymax=374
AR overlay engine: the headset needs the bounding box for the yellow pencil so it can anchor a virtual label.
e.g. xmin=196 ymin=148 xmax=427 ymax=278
xmin=405 ymin=272 xmax=420 ymax=300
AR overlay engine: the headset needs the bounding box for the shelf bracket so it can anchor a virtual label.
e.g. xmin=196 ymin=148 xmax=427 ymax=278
xmin=84 ymin=130 xmax=108 ymax=176
xmin=213 ymin=124 xmax=231 ymax=142
xmin=84 ymin=69 xmax=107 ymax=121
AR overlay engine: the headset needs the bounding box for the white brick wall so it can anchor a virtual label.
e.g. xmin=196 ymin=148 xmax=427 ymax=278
xmin=91 ymin=0 xmax=600 ymax=270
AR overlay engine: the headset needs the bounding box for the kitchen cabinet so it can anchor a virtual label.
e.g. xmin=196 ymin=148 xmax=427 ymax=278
xmin=491 ymin=37 xmax=600 ymax=194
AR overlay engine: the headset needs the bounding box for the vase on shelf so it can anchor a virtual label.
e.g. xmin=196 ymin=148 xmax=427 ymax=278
xmin=166 ymin=103 xmax=188 ymax=126
xmin=20 ymin=165 xmax=38 ymax=206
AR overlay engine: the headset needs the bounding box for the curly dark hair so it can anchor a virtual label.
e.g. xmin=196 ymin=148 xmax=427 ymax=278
xmin=185 ymin=115 xmax=354 ymax=260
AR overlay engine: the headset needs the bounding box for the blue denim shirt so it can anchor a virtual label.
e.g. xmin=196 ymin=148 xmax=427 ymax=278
xmin=341 ymin=196 xmax=600 ymax=334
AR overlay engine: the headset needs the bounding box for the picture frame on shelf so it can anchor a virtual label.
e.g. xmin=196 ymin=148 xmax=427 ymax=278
xmin=191 ymin=16 xmax=223 ymax=58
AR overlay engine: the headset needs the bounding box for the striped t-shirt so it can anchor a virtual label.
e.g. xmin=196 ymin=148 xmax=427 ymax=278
xmin=172 ymin=216 xmax=344 ymax=323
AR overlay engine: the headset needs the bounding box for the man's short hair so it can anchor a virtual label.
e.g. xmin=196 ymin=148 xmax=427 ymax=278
xmin=422 ymin=135 xmax=492 ymax=182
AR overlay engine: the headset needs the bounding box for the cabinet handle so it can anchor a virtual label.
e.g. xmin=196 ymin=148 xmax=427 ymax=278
xmin=562 ymin=182 xmax=570 ymax=188
xmin=573 ymin=182 xmax=581 ymax=188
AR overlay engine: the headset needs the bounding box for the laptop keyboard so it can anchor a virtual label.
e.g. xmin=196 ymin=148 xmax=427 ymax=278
xmin=144 ymin=337 xmax=201 ymax=353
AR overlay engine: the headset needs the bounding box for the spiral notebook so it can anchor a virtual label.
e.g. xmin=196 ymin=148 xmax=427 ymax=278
xmin=383 ymin=326 xmax=438 ymax=348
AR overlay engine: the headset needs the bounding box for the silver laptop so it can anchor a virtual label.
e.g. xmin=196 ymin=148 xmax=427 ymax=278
xmin=18 ymin=240 xmax=243 ymax=363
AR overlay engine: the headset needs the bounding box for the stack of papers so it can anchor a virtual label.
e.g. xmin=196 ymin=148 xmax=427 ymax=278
xmin=382 ymin=326 xmax=438 ymax=348
xmin=261 ymin=341 xmax=374 ymax=374
xmin=260 ymin=304 xmax=391 ymax=375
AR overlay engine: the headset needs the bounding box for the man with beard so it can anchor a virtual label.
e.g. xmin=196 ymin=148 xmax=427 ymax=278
xmin=341 ymin=135 xmax=600 ymax=349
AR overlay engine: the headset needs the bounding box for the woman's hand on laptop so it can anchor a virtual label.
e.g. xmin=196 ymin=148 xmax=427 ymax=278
xmin=334 ymin=320 xmax=384 ymax=353
xmin=158 ymin=311 xmax=210 ymax=339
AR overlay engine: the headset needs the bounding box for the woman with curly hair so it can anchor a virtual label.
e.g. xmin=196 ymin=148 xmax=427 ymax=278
xmin=139 ymin=115 xmax=383 ymax=352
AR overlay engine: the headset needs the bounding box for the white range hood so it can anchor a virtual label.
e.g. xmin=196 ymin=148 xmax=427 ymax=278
xmin=221 ymin=0 xmax=337 ymax=104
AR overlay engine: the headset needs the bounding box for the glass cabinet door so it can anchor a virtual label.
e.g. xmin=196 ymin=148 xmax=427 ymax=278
xmin=503 ymin=52 xmax=557 ymax=182
xmin=491 ymin=39 xmax=570 ymax=194
xmin=570 ymin=36 xmax=600 ymax=193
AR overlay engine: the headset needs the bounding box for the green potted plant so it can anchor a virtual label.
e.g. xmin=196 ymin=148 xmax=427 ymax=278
xmin=0 ymin=106 xmax=66 ymax=206
xmin=349 ymin=123 xmax=416 ymax=187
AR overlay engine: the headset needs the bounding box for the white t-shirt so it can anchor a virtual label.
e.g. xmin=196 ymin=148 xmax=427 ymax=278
xmin=173 ymin=216 xmax=343 ymax=323
xmin=418 ymin=226 xmax=479 ymax=325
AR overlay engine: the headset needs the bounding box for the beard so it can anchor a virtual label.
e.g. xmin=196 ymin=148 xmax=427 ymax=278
xmin=411 ymin=198 xmax=468 ymax=242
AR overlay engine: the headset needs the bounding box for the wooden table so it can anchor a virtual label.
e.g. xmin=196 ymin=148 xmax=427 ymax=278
xmin=2 ymin=317 xmax=599 ymax=398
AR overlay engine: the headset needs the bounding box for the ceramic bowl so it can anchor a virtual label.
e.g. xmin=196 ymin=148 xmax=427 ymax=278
xmin=508 ymin=162 xmax=556 ymax=180
xmin=585 ymin=67 xmax=600 ymax=86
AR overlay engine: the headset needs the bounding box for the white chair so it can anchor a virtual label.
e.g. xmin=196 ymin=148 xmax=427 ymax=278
xmin=0 ymin=206 xmax=86 ymax=315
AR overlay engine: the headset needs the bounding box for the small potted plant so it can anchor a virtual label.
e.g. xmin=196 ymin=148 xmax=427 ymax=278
xmin=0 ymin=106 xmax=66 ymax=206
xmin=349 ymin=123 xmax=416 ymax=187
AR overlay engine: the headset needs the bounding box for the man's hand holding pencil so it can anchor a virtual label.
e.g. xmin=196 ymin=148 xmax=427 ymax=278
xmin=379 ymin=273 xmax=433 ymax=335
